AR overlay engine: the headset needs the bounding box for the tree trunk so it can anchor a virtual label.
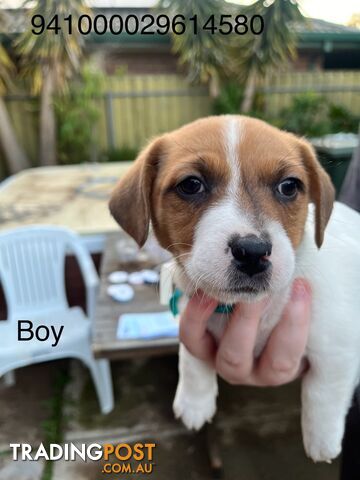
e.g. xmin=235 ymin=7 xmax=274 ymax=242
xmin=240 ymin=69 xmax=257 ymax=114
xmin=0 ymin=96 xmax=29 ymax=174
xmin=39 ymin=67 xmax=57 ymax=166
xmin=209 ymin=74 xmax=220 ymax=99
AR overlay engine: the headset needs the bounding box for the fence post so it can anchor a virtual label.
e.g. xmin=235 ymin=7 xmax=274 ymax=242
xmin=105 ymin=92 xmax=115 ymax=150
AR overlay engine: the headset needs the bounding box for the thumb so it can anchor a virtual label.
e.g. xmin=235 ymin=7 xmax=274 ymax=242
xmin=256 ymin=278 xmax=312 ymax=386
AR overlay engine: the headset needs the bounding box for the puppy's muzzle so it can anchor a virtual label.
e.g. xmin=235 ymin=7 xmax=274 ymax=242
xmin=229 ymin=235 xmax=272 ymax=277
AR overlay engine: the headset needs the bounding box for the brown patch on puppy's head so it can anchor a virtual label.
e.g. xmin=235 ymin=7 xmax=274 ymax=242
xmin=149 ymin=117 xmax=231 ymax=259
xmin=236 ymin=117 xmax=335 ymax=248
xmin=110 ymin=117 xmax=232 ymax=261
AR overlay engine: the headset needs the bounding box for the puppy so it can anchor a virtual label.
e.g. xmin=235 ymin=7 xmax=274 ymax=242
xmin=109 ymin=115 xmax=360 ymax=462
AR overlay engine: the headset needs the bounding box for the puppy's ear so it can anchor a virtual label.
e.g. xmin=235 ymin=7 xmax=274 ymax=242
xmin=299 ymin=139 xmax=335 ymax=248
xmin=109 ymin=136 xmax=164 ymax=247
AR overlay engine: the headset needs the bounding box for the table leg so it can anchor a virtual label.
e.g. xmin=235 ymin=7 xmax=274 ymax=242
xmin=205 ymin=418 xmax=223 ymax=479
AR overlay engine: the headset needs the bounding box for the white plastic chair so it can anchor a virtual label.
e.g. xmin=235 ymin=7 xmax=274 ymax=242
xmin=0 ymin=225 xmax=114 ymax=414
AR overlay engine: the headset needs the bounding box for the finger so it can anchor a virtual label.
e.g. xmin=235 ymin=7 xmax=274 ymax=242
xmin=216 ymin=298 xmax=269 ymax=384
xmin=255 ymin=279 xmax=311 ymax=386
xmin=179 ymin=290 xmax=218 ymax=363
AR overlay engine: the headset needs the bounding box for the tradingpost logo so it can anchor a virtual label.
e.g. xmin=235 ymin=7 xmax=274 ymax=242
xmin=102 ymin=443 xmax=156 ymax=475
xmin=10 ymin=442 xmax=156 ymax=475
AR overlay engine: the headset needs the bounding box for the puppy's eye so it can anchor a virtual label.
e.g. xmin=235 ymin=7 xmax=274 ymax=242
xmin=276 ymin=178 xmax=300 ymax=200
xmin=176 ymin=176 xmax=205 ymax=196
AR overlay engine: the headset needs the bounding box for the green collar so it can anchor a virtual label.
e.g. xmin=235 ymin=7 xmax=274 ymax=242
xmin=169 ymin=288 xmax=234 ymax=316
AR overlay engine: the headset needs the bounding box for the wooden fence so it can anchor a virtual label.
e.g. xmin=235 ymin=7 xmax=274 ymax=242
xmin=1 ymin=70 xmax=360 ymax=176
xmin=98 ymin=75 xmax=210 ymax=150
xmin=262 ymin=70 xmax=360 ymax=116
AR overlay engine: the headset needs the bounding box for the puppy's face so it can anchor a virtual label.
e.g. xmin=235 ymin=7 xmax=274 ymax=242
xmin=110 ymin=116 xmax=335 ymax=303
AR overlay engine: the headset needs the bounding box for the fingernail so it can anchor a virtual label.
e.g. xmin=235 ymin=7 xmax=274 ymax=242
xmin=291 ymin=279 xmax=311 ymax=301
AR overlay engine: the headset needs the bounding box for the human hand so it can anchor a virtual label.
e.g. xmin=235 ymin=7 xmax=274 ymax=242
xmin=179 ymin=279 xmax=311 ymax=386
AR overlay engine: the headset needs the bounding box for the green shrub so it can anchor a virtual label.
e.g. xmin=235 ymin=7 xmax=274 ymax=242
xmin=328 ymin=104 xmax=359 ymax=133
xmin=212 ymin=82 xmax=266 ymax=118
xmin=279 ymin=93 xmax=331 ymax=137
xmin=278 ymin=93 xmax=359 ymax=137
xmin=55 ymin=65 xmax=104 ymax=164
xmin=213 ymin=83 xmax=244 ymax=115
xmin=101 ymin=146 xmax=138 ymax=162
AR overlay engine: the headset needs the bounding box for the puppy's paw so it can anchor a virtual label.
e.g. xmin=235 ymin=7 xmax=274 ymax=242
xmin=303 ymin=428 xmax=342 ymax=463
xmin=173 ymin=387 xmax=217 ymax=430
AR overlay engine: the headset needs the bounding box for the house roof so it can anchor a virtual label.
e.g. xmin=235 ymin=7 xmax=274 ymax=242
xmin=0 ymin=0 xmax=158 ymax=6
xmin=89 ymin=0 xmax=157 ymax=6
xmin=296 ymin=18 xmax=360 ymax=35
xmin=294 ymin=18 xmax=360 ymax=45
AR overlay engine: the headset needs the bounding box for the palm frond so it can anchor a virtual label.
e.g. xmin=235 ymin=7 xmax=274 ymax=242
xmin=228 ymin=0 xmax=305 ymax=81
xmin=0 ymin=10 xmax=16 ymax=95
xmin=156 ymin=0 xmax=227 ymax=84
xmin=16 ymin=0 xmax=90 ymax=93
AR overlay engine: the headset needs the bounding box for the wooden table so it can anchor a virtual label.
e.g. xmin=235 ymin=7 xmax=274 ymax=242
xmin=92 ymin=232 xmax=179 ymax=360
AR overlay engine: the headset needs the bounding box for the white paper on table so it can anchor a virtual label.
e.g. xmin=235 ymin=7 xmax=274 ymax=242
xmin=117 ymin=311 xmax=179 ymax=340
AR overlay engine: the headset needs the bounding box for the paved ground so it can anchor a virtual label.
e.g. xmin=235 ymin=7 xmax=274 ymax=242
xmin=0 ymin=363 xmax=54 ymax=479
xmin=0 ymin=357 xmax=341 ymax=480
xmin=58 ymin=356 xmax=340 ymax=480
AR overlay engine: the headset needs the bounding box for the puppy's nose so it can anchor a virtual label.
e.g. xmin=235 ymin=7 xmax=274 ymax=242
xmin=229 ymin=235 xmax=272 ymax=277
